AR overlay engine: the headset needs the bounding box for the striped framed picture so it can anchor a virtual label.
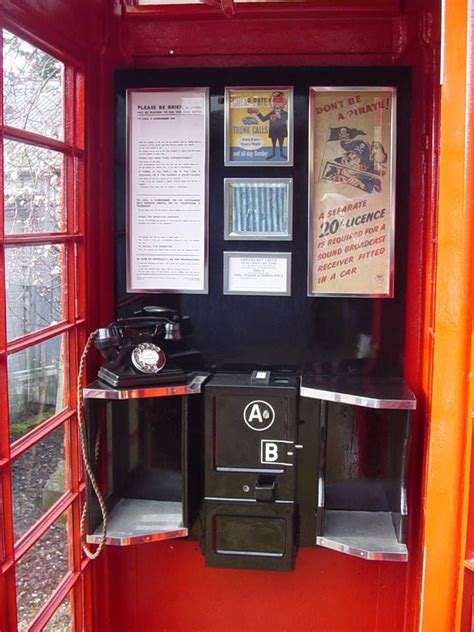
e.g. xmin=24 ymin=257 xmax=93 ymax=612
xmin=224 ymin=178 xmax=293 ymax=241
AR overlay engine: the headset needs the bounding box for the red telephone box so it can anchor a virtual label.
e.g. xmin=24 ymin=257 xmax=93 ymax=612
xmin=0 ymin=1 xmax=473 ymax=631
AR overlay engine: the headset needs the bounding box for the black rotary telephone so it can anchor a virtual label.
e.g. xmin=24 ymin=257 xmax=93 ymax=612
xmin=94 ymin=306 xmax=198 ymax=388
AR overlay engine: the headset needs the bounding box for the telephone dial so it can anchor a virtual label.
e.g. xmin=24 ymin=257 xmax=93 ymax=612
xmin=94 ymin=306 xmax=198 ymax=387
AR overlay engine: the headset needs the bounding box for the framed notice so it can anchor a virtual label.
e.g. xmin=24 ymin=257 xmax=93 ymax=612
xmin=127 ymin=88 xmax=209 ymax=293
xmin=224 ymin=178 xmax=293 ymax=241
xmin=223 ymin=252 xmax=291 ymax=296
xmin=308 ymin=87 xmax=396 ymax=297
xmin=224 ymin=87 xmax=294 ymax=166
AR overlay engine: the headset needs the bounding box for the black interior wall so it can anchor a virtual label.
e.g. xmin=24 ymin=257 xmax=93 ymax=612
xmin=115 ymin=67 xmax=411 ymax=376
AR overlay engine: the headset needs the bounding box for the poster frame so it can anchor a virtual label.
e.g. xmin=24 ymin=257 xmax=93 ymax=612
xmin=223 ymin=251 xmax=292 ymax=296
xmin=307 ymin=86 xmax=397 ymax=298
xmin=224 ymin=177 xmax=293 ymax=241
xmin=224 ymin=86 xmax=294 ymax=167
xmin=126 ymin=87 xmax=209 ymax=294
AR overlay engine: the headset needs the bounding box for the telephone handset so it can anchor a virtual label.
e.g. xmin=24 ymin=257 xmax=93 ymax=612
xmin=94 ymin=307 xmax=191 ymax=388
xmin=77 ymin=306 xmax=197 ymax=558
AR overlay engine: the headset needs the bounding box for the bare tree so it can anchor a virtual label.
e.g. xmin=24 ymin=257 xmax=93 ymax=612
xmin=3 ymin=31 xmax=65 ymax=433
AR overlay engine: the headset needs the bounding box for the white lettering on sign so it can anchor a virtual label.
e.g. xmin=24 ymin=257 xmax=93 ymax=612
xmin=264 ymin=442 xmax=279 ymax=462
xmin=260 ymin=440 xmax=298 ymax=466
xmin=248 ymin=404 xmax=264 ymax=423
xmin=243 ymin=400 xmax=275 ymax=431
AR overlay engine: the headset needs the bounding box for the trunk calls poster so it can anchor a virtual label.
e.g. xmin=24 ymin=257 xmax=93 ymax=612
xmin=225 ymin=87 xmax=294 ymax=166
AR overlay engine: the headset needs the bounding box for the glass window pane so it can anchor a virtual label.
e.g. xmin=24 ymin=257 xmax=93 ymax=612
xmin=16 ymin=510 xmax=72 ymax=632
xmin=4 ymin=140 xmax=65 ymax=234
xmin=12 ymin=426 xmax=67 ymax=541
xmin=3 ymin=30 xmax=64 ymax=140
xmin=8 ymin=334 xmax=67 ymax=442
xmin=6 ymin=244 xmax=66 ymax=340
xmin=43 ymin=594 xmax=72 ymax=632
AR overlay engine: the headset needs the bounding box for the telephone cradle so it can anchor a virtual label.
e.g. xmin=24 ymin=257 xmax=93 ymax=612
xmin=94 ymin=306 xmax=203 ymax=388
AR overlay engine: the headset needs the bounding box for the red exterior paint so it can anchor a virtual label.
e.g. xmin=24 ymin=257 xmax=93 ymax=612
xmin=459 ymin=8 xmax=474 ymax=629
xmin=420 ymin=1 xmax=474 ymax=629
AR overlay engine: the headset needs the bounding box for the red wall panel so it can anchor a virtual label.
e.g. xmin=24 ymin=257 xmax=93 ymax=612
xmin=0 ymin=0 xmax=107 ymax=59
xmin=101 ymin=541 xmax=407 ymax=632
xmin=125 ymin=16 xmax=394 ymax=59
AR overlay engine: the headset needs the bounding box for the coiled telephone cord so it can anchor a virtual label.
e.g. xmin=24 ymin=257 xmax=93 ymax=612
xmin=77 ymin=330 xmax=109 ymax=559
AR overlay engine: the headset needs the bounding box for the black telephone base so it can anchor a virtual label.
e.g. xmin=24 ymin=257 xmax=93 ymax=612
xmin=97 ymin=365 xmax=186 ymax=388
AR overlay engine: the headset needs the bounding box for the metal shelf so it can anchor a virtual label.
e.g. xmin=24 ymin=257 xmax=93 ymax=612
xmin=87 ymin=498 xmax=188 ymax=546
xmin=300 ymin=375 xmax=416 ymax=410
xmin=317 ymin=510 xmax=408 ymax=561
xmin=83 ymin=372 xmax=209 ymax=400
xmin=464 ymin=559 xmax=474 ymax=572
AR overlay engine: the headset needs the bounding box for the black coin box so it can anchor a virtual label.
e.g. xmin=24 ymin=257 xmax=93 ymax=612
xmin=203 ymin=371 xmax=299 ymax=571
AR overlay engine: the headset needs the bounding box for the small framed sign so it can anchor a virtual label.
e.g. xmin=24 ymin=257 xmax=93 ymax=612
xmin=224 ymin=178 xmax=293 ymax=241
xmin=308 ymin=86 xmax=396 ymax=297
xmin=223 ymin=252 xmax=292 ymax=296
xmin=224 ymin=87 xmax=294 ymax=166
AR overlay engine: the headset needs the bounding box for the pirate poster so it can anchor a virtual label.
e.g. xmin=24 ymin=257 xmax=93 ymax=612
xmin=224 ymin=87 xmax=294 ymax=166
xmin=308 ymin=87 xmax=396 ymax=297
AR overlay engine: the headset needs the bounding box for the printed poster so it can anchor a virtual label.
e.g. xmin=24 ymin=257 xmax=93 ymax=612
xmin=127 ymin=88 xmax=209 ymax=293
xmin=225 ymin=87 xmax=293 ymax=166
xmin=308 ymin=87 xmax=396 ymax=297
xmin=224 ymin=252 xmax=291 ymax=296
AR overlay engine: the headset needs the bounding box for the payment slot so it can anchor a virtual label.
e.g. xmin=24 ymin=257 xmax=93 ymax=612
xmin=203 ymin=370 xmax=300 ymax=571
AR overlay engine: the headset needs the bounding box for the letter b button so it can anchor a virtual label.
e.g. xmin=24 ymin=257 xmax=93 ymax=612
xmin=260 ymin=440 xmax=294 ymax=467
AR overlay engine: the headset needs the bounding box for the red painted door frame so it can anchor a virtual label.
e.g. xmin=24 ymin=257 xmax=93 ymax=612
xmin=0 ymin=3 xmax=115 ymax=631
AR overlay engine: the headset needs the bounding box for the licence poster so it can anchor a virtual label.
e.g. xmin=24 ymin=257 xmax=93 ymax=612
xmin=224 ymin=87 xmax=294 ymax=166
xmin=308 ymin=87 xmax=396 ymax=297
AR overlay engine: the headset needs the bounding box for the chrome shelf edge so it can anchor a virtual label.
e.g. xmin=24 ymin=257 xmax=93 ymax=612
xmin=316 ymin=535 xmax=408 ymax=562
xmin=87 ymin=526 xmax=188 ymax=546
xmin=300 ymin=386 xmax=416 ymax=410
xmin=83 ymin=373 xmax=209 ymax=400
xmin=316 ymin=510 xmax=408 ymax=562
xmin=86 ymin=498 xmax=188 ymax=546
